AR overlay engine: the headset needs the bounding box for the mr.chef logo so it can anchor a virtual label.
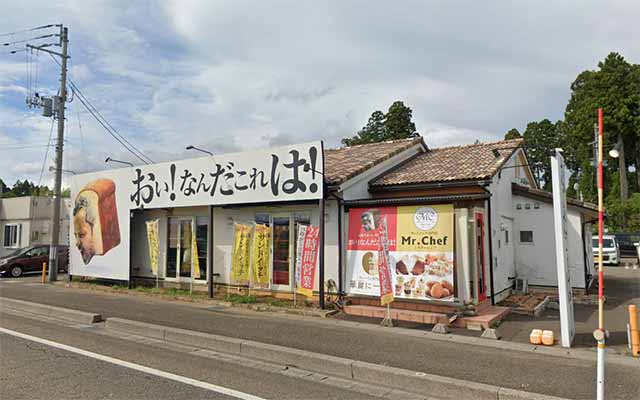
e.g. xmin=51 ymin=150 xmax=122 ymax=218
xmin=413 ymin=207 xmax=438 ymax=231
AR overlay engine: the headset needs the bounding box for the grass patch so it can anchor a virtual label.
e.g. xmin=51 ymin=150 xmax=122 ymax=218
xmin=267 ymin=299 xmax=290 ymax=307
xmin=225 ymin=294 xmax=258 ymax=304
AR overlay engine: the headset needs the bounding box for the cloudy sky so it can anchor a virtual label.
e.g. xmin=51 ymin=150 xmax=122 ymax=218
xmin=1 ymin=1 xmax=638 ymax=188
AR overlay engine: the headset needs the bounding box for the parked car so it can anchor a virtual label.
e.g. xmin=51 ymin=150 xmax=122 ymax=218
xmin=0 ymin=245 xmax=69 ymax=277
xmin=612 ymin=233 xmax=640 ymax=258
xmin=592 ymin=235 xmax=620 ymax=265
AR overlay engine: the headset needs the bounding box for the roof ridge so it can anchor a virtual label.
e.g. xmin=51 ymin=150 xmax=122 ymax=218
xmin=326 ymin=136 xmax=420 ymax=151
xmin=430 ymin=138 xmax=523 ymax=152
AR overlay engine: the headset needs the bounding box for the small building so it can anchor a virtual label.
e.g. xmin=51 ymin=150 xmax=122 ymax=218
xmin=67 ymin=137 xmax=595 ymax=323
xmin=0 ymin=196 xmax=70 ymax=257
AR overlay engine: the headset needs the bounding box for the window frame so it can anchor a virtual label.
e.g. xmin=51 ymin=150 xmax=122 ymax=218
xmin=519 ymin=230 xmax=534 ymax=244
xmin=3 ymin=224 xmax=21 ymax=248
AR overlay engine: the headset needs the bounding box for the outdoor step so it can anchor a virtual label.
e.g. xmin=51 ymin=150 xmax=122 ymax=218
xmin=343 ymin=305 xmax=448 ymax=324
xmin=453 ymin=306 xmax=511 ymax=330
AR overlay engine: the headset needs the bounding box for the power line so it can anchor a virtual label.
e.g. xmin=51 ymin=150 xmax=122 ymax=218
xmin=0 ymin=24 xmax=59 ymax=38
xmin=48 ymin=54 xmax=154 ymax=164
xmin=38 ymin=117 xmax=56 ymax=185
xmin=2 ymin=33 xmax=59 ymax=47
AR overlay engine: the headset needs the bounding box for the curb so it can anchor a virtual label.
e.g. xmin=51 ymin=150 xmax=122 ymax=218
xmin=0 ymin=297 xmax=102 ymax=325
xmin=105 ymin=317 xmax=571 ymax=400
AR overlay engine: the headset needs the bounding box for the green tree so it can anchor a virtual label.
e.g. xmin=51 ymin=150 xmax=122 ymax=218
xmin=342 ymin=101 xmax=417 ymax=146
xmin=342 ymin=110 xmax=386 ymax=146
xmin=384 ymin=101 xmax=417 ymax=140
xmin=521 ymin=119 xmax=564 ymax=191
xmin=565 ymin=52 xmax=640 ymax=202
xmin=504 ymin=128 xmax=522 ymax=140
xmin=10 ymin=180 xmax=36 ymax=197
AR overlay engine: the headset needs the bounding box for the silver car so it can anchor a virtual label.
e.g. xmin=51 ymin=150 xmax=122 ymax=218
xmin=592 ymin=235 xmax=620 ymax=265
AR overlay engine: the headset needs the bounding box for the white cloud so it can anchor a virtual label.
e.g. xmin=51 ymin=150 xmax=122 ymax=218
xmin=0 ymin=0 xmax=639 ymax=186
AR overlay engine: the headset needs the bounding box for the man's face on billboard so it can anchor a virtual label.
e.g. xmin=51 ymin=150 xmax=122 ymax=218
xmin=73 ymin=207 xmax=95 ymax=264
xmin=361 ymin=212 xmax=375 ymax=231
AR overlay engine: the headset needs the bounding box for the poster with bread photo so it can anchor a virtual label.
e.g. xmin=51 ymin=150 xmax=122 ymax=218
xmin=70 ymin=170 xmax=131 ymax=280
xmin=346 ymin=205 xmax=455 ymax=302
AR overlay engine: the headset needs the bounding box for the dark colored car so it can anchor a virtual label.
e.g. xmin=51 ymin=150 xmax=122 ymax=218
xmin=0 ymin=245 xmax=69 ymax=277
xmin=613 ymin=233 xmax=640 ymax=258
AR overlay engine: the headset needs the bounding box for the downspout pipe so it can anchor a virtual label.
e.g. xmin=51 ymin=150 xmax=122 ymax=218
xmin=582 ymin=217 xmax=598 ymax=294
xmin=487 ymin=197 xmax=496 ymax=305
xmin=329 ymin=191 xmax=345 ymax=299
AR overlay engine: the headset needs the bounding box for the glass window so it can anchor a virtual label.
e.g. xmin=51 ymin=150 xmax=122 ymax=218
xmin=167 ymin=218 xmax=179 ymax=278
xmin=179 ymin=220 xmax=192 ymax=278
xmin=3 ymin=224 xmax=20 ymax=248
xmin=593 ymin=238 xmax=614 ymax=248
xmin=195 ymin=217 xmax=208 ymax=280
xmin=272 ymin=216 xmax=290 ymax=285
xmin=519 ymin=231 xmax=533 ymax=243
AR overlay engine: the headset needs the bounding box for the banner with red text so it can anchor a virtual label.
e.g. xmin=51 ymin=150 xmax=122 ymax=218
xmin=296 ymin=225 xmax=320 ymax=297
xmin=346 ymin=205 xmax=455 ymax=302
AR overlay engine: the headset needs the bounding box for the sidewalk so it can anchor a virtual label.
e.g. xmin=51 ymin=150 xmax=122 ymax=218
xmin=1 ymin=275 xmax=638 ymax=400
xmin=498 ymin=265 xmax=640 ymax=354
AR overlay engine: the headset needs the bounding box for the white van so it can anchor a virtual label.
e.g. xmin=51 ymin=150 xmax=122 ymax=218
xmin=592 ymin=235 xmax=620 ymax=265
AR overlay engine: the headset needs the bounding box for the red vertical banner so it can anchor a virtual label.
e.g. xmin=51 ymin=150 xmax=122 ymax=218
xmin=297 ymin=226 xmax=320 ymax=297
xmin=377 ymin=217 xmax=394 ymax=306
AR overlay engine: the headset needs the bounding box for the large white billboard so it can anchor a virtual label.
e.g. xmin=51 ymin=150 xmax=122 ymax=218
xmin=69 ymin=142 xmax=323 ymax=280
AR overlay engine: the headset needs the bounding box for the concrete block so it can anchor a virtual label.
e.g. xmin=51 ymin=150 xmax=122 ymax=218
xmin=164 ymin=327 xmax=242 ymax=355
xmin=498 ymin=387 xmax=570 ymax=400
xmin=466 ymin=322 xmax=483 ymax=331
xmin=481 ymin=328 xmax=501 ymax=340
xmin=431 ymin=323 xmax=450 ymax=334
xmin=351 ymin=361 xmax=499 ymax=400
xmin=240 ymin=340 xmax=353 ymax=378
xmin=1 ymin=297 xmax=102 ymax=324
xmin=105 ymin=317 xmax=165 ymax=340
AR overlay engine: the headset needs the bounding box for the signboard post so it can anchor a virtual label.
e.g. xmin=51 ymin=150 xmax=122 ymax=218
xmin=551 ymin=148 xmax=575 ymax=348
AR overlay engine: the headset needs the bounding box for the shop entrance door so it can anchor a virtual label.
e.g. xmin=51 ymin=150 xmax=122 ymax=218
xmin=475 ymin=213 xmax=487 ymax=302
xmin=166 ymin=217 xmax=195 ymax=281
xmin=271 ymin=214 xmax=292 ymax=289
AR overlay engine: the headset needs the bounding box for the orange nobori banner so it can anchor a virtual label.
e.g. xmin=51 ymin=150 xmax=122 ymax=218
xmin=347 ymin=205 xmax=455 ymax=302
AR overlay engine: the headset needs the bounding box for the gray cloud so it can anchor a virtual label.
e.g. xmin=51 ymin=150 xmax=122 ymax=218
xmin=0 ymin=0 xmax=639 ymax=185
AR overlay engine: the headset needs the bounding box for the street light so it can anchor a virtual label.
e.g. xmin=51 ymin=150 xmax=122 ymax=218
xmin=608 ymin=142 xmax=621 ymax=159
xmin=49 ymin=166 xmax=76 ymax=175
xmin=105 ymin=157 xmax=134 ymax=167
xmin=186 ymin=145 xmax=213 ymax=156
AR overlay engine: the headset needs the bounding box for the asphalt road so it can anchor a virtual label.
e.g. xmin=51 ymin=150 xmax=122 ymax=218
xmin=1 ymin=276 xmax=639 ymax=399
xmin=0 ymin=312 xmax=385 ymax=400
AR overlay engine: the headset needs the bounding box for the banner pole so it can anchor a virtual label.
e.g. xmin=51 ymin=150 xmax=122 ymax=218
xmin=595 ymin=108 xmax=606 ymax=400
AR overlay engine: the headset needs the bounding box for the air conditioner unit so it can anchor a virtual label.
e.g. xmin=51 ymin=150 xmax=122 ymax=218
xmin=514 ymin=278 xmax=528 ymax=294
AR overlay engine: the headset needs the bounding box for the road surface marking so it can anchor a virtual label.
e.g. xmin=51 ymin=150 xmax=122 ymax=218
xmin=0 ymin=327 xmax=266 ymax=400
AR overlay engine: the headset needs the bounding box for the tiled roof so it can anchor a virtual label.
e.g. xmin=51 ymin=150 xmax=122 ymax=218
xmin=324 ymin=137 xmax=424 ymax=185
xmin=370 ymin=138 xmax=524 ymax=187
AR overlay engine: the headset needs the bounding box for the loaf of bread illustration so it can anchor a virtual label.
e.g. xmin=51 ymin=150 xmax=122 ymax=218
xmin=73 ymin=179 xmax=121 ymax=264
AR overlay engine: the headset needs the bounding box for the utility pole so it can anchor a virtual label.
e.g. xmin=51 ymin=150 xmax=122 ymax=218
xmin=47 ymin=26 xmax=68 ymax=282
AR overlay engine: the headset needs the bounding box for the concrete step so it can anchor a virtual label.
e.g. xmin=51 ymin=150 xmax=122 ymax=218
xmin=343 ymin=305 xmax=449 ymax=324
xmin=0 ymin=297 xmax=102 ymax=325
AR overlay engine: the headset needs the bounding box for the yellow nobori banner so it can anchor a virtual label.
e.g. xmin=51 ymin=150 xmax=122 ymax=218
xmin=231 ymin=223 xmax=252 ymax=284
xmin=251 ymin=224 xmax=271 ymax=288
xmin=145 ymin=219 xmax=159 ymax=276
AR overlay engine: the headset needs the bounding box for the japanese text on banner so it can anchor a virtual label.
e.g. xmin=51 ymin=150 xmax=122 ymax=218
xmin=297 ymin=225 xmax=320 ymax=297
xmin=251 ymin=224 xmax=271 ymax=288
xmin=231 ymin=223 xmax=251 ymax=284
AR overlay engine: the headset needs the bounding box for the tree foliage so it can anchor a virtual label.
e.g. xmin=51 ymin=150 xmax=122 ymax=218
xmin=504 ymin=128 xmax=522 ymax=140
xmin=0 ymin=179 xmax=70 ymax=198
xmin=342 ymin=101 xmax=417 ymax=146
xmin=564 ymin=52 xmax=640 ymax=203
xmin=522 ymin=120 xmax=564 ymax=191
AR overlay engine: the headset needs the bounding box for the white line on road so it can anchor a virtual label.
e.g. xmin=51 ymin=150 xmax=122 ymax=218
xmin=0 ymin=326 xmax=267 ymax=400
